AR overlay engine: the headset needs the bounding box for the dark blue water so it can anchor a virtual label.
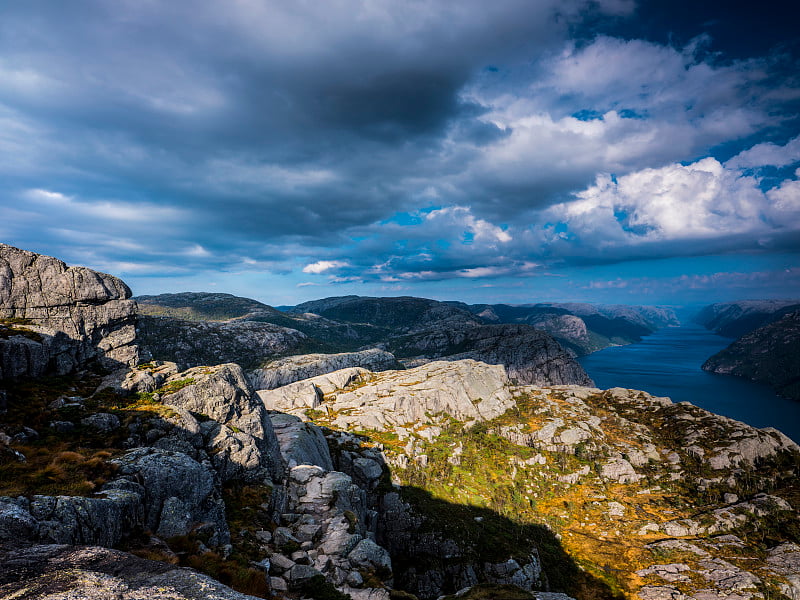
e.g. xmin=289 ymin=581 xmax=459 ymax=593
xmin=578 ymin=323 xmax=800 ymax=443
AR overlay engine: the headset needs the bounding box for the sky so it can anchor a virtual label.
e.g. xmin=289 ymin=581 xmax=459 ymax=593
xmin=1 ymin=0 xmax=799 ymax=307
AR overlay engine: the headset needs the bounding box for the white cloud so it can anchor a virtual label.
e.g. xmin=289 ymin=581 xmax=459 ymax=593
xmin=767 ymin=177 xmax=800 ymax=215
xmin=425 ymin=206 xmax=512 ymax=243
xmin=183 ymin=244 xmax=211 ymax=257
xmin=302 ymin=260 xmax=349 ymax=274
xmin=24 ymin=188 xmax=181 ymax=223
xmin=459 ymin=36 xmax=781 ymax=210
xmin=552 ymin=154 xmax=800 ymax=246
xmin=726 ymin=135 xmax=800 ymax=169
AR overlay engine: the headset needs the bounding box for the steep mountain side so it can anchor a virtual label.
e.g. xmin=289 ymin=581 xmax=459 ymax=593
xmin=551 ymin=303 xmax=679 ymax=330
xmin=463 ymin=302 xmax=678 ymax=356
xmin=0 ymin=243 xmax=138 ymax=379
xmin=389 ymin=323 xmax=593 ymax=386
xmin=702 ymin=310 xmax=800 ymax=400
xmin=695 ymin=300 xmax=800 ymax=338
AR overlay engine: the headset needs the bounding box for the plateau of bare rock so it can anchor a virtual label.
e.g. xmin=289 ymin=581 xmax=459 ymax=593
xmin=702 ymin=309 xmax=800 ymax=400
xmin=0 ymin=243 xmax=138 ymax=380
xmin=270 ymin=358 xmax=800 ymax=599
xmin=136 ymin=314 xmax=308 ymax=370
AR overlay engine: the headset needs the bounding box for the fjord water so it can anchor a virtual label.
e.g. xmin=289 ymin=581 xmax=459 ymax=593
xmin=578 ymin=323 xmax=800 ymax=444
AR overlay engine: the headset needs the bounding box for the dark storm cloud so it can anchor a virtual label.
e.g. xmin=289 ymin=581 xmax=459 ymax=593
xmin=0 ymin=0 xmax=798 ymax=296
xmin=0 ymin=0 xmax=615 ymax=252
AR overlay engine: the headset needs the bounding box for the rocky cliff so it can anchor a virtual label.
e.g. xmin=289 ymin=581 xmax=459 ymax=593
xmin=465 ymin=302 xmax=679 ymax=356
xmin=389 ymin=323 xmax=593 ymax=386
xmin=0 ymin=244 xmax=138 ymax=380
xmin=3 ymin=250 xmax=799 ymax=600
xmin=695 ymin=299 xmax=800 ymax=339
xmin=702 ymin=310 xmax=800 ymax=400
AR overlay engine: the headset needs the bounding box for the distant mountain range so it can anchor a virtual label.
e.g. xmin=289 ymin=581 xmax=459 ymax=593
xmin=136 ymin=293 xmax=679 ymax=371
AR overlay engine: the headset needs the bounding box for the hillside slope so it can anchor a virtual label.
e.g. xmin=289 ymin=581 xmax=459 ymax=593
xmin=703 ymin=310 xmax=800 ymax=400
xmin=138 ymin=293 xmax=593 ymax=387
xmin=694 ymin=300 xmax=800 ymax=339
xmin=463 ymin=302 xmax=678 ymax=356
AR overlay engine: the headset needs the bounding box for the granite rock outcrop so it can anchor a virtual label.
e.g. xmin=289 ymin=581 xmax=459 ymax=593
xmin=0 ymin=244 xmax=138 ymax=379
xmin=249 ymin=348 xmax=401 ymax=390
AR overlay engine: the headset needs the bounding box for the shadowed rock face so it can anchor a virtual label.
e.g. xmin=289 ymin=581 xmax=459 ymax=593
xmin=702 ymin=310 xmax=800 ymax=401
xmin=0 ymin=544 xmax=264 ymax=600
xmin=0 ymin=244 xmax=138 ymax=379
xmin=392 ymin=323 xmax=593 ymax=386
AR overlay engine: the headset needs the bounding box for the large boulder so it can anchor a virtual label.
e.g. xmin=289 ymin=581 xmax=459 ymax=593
xmin=162 ymin=363 xmax=284 ymax=482
xmin=256 ymin=367 xmax=370 ymax=412
xmin=0 ymin=244 xmax=138 ymax=379
xmin=110 ymin=447 xmax=229 ymax=545
xmin=270 ymin=413 xmax=334 ymax=471
xmin=0 ymin=488 xmax=143 ymax=549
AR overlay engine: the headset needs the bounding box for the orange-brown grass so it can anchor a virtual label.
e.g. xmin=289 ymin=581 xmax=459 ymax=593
xmin=0 ymin=444 xmax=119 ymax=497
xmin=142 ymin=533 xmax=270 ymax=598
xmin=186 ymin=552 xmax=269 ymax=597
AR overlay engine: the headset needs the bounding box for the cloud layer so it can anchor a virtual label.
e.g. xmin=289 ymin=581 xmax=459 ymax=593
xmin=0 ymin=1 xmax=798 ymax=303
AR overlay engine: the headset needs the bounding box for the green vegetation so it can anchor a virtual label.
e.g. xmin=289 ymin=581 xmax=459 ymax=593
xmin=300 ymin=574 xmax=353 ymax=600
xmin=0 ymin=446 xmax=118 ymax=497
xmin=157 ymin=378 xmax=196 ymax=395
xmin=0 ymin=317 xmax=36 ymax=326
xmin=0 ymin=320 xmax=43 ymax=342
